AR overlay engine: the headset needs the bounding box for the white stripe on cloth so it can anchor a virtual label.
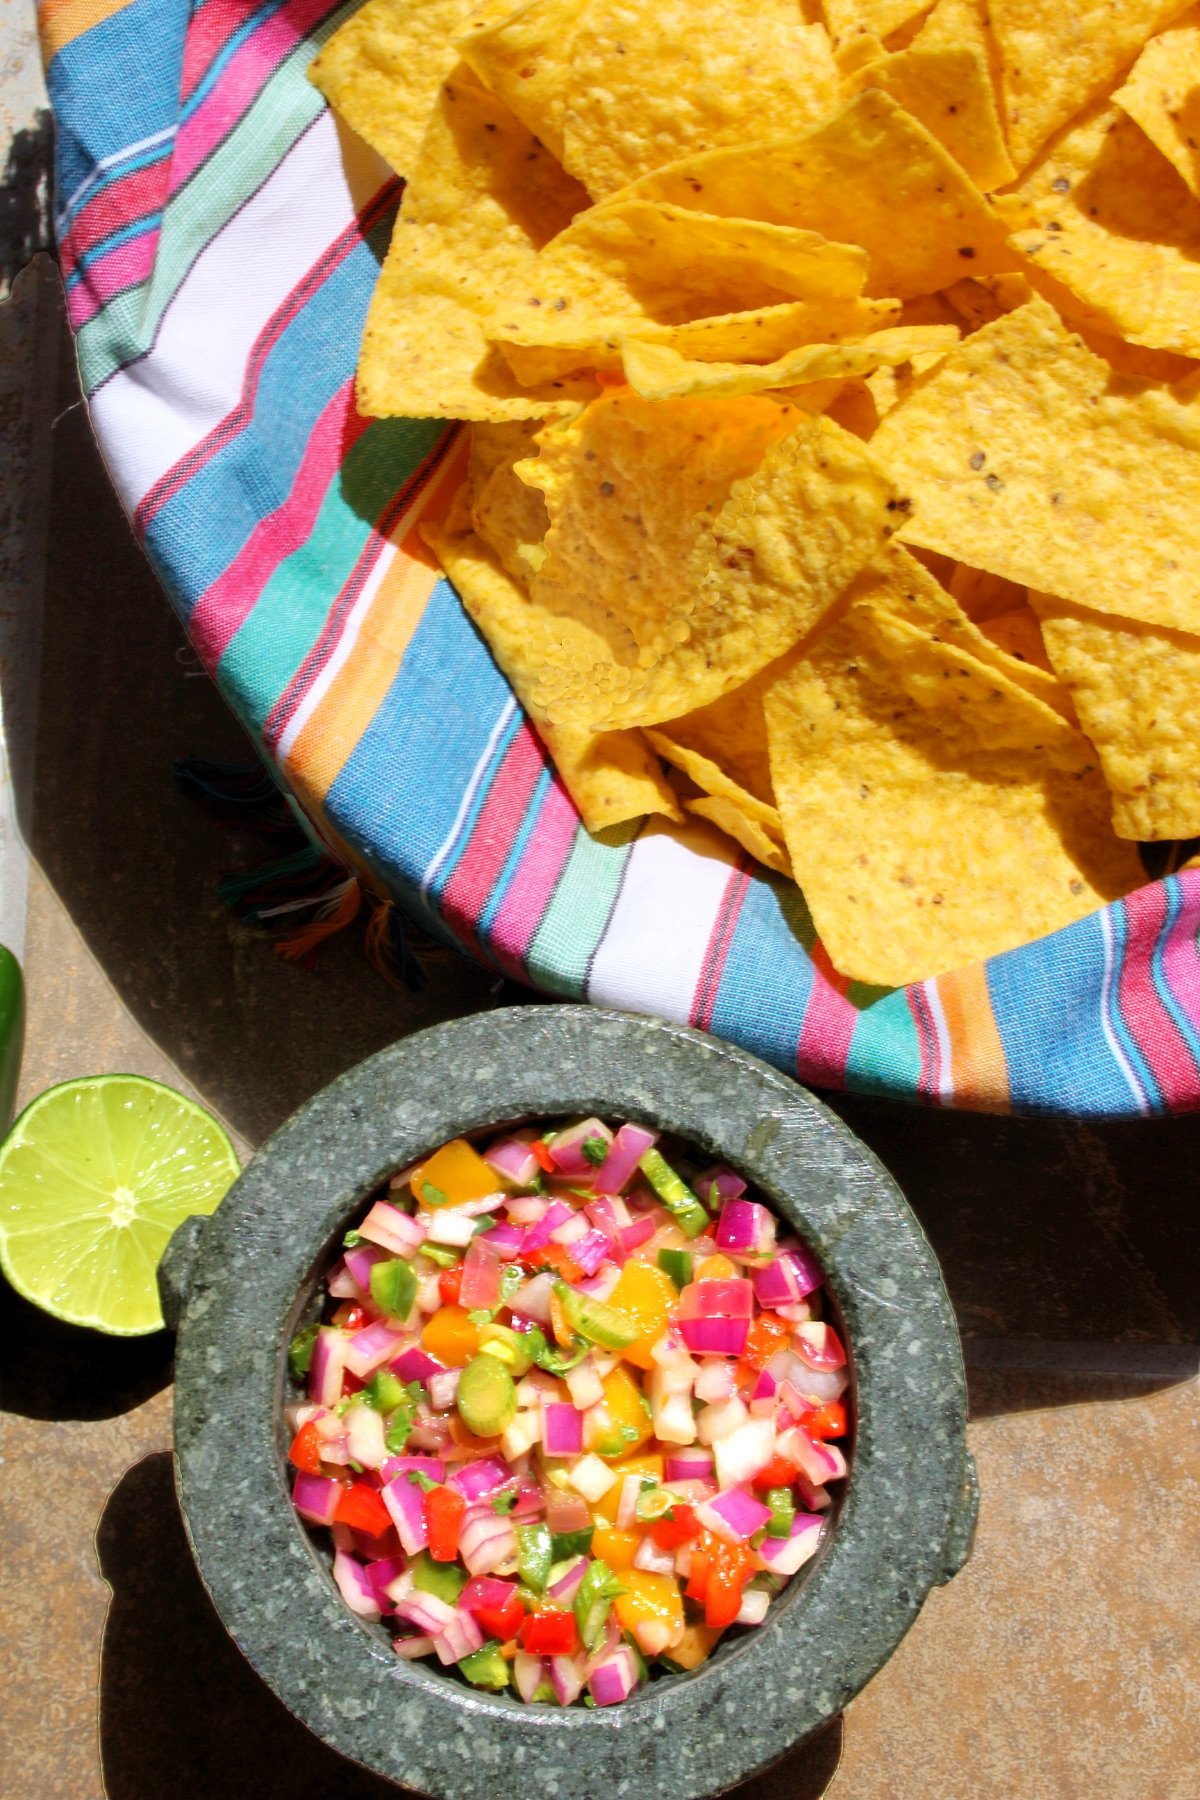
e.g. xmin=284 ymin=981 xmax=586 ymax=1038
xmin=587 ymin=817 xmax=740 ymax=1022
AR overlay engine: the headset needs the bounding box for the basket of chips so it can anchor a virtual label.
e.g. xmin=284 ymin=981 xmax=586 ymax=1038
xmin=46 ymin=0 xmax=1200 ymax=1114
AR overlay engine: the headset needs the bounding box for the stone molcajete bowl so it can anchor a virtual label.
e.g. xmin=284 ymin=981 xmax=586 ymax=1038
xmin=160 ymin=1006 xmax=977 ymax=1800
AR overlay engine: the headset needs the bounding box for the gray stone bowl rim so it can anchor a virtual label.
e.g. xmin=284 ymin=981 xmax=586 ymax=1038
xmin=168 ymin=1005 xmax=972 ymax=1800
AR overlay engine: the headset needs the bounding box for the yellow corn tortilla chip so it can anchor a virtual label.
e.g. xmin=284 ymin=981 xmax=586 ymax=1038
xmin=871 ymin=298 xmax=1200 ymax=634
xmin=976 ymin=606 xmax=1052 ymax=673
xmin=620 ymin=324 xmax=959 ymax=401
xmin=309 ymin=0 xmax=485 ymax=174
xmin=646 ymin=723 xmax=785 ymax=829
xmin=423 ymin=489 xmax=682 ymax=832
xmin=357 ymin=69 xmax=595 ymax=421
xmin=496 ymin=297 xmax=901 ymax=387
xmin=988 ymin=0 xmax=1193 ymax=173
xmin=948 ymin=562 xmax=1027 ymax=620
xmin=455 ymin=0 xmax=581 ymax=160
xmin=942 ymin=272 xmax=1034 ymax=328
xmin=1004 ymin=102 xmax=1200 ymax=359
xmin=684 ymin=795 xmax=794 ymax=877
xmin=1115 ymin=6 xmax=1200 ymax=200
xmin=468 ymin=421 xmax=552 ymax=586
xmin=644 ymin=671 xmax=780 ymax=806
xmin=825 ymin=378 xmax=884 ymax=435
xmin=1030 ymin=591 xmax=1200 ymax=840
xmin=486 ymin=202 xmax=870 ymax=356
xmin=560 ymin=0 xmax=840 ymax=200
xmin=824 ymin=0 xmax=934 ymax=51
xmin=515 ymin=390 xmax=800 ymax=727
xmin=853 ymin=0 xmax=1016 ymax=190
xmin=628 ymin=91 xmax=1016 ymax=299
xmin=763 ymin=601 xmax=1141 ymax=985
xmin=834 ymin=31 xmax=888 ymax=82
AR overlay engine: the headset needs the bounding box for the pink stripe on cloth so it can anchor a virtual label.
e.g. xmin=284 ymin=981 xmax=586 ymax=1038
xmin=1161 ymin=871 xmax=1200 ymax=1035
xmin=796 ymin=960 xmax=859 ymax=1091
xmin=487 ymin=773 xmax=579 ymax=974
xmin=1118 ymin=881 xmax=1200 ymax=1107
xmin=691 ymin=866 xmax=750 ymax=1033
xmin=181 ymin=0 xmax=268 ymax=102
xmin=59 ymin=157 xmax=169 ymax=276
xmin=190 ymin=380 xmax=368 ymax=668
xmin=65 ymin=228 xmax=158 ymax=328
xmin=439 ymin=726 xmax=547 ymax=966
xmin=169 ymin=0 xmax=335 ymax=194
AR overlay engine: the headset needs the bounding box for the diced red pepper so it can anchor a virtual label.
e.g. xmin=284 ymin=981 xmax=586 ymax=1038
xmin=530 ymin=1138 xmax=557 ymax=1174
xmin=651 ymin=1503 xmax=701 ymax=1550
xmin=288 ymin=1420 xmax=324 ymax=1476
xmin=691 ymin=1533 xmax=754 ymax=1630
xmin=424 ymin=1483 xmax=466 ymax=1561
xmin=806 ymin=1400 xmax=847 ymax=1440
xmin=437 ymin=1264 xmax=463 ymax=1306
xmin=333 ymin=1481 xmax=392 ymax=1538
xmin=476 ymin=1594 xmax=525 ymax=1641
xmin=741 ymin=1312 xmax=792 ymax=1373
xmin=685 ymin=1542 xmax=713 ymax=1604
xmin=521 ymin=1241 xmax=585 ymax=1284
xmin=331 ymin=1302 xmax=370 ymax=1330
xmin=520 ymin=1610 xmax=580 ymax=1656
xmin=751 ymin=1455 xmax=800 ymax=1492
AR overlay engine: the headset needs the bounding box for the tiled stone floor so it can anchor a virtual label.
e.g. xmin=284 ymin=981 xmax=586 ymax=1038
xmin=1 ymin=271 xmax=1197 ymax=1800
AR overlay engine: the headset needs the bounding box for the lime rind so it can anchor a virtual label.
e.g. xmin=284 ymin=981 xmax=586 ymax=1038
xmin=0 ymin=1074 xmax=240 ymax=1335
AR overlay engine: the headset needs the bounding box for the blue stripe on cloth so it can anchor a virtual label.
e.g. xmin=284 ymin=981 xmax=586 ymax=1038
xmin=180 ymin=0 xmax=293 ymax=127
xmin=706 ymin=875 xmax=815 ymax=1071
xmin=984 ymin=912 xmax=1146 ymax=1114
xmin=48 ymin=0 xmax=190 ymax=215
xmin=1101 ymin=905 xmax=1158 ymax=1112
xmin=142 ymin=214 xmax=393 ymax=610
xmin=323 ymin=580 xmax=515 ymax=939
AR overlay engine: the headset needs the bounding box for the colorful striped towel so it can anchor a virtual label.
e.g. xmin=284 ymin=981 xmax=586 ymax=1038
xmin=40 ymin=0 xmax=1200 ymax=1115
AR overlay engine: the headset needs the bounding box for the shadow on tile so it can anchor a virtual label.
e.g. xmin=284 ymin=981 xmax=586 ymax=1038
xmin=1 ymin=1277 xmax=172 ymax=1421
xmin=96 ymin=1453 xmax=841 ymax=1800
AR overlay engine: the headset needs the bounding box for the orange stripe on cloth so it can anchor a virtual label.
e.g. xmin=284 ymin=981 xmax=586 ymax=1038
xmin=933 ymin=959 xmax=1011 ymax=1113
xmin=283 ymin=435 xmax=470 ymax=807
xmin=40 ymin=0 xmax=131 ymax=59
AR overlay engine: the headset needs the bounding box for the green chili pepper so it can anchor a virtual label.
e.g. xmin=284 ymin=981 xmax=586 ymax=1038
xmin=555 ymin=1283 xmax=639 ymax=1351
xmin=534 ymin=1336 xmax=589 ymax=1375
xmin=459 ymin=1642 xmax=510 ymax=1690
xmin=287 ymin=1323 xmax=318 ymax=1381
xmin=370 ymin=1257 xmax=417 ymax=1321
xmin=638 ymin=1149 xmax=708 ymax=1238
xmin=573 ymin=1559 xmax=625 ymax=1651
xmin=550 ymin=1526 xmax=595 ymax=1561
xmin=517 ymin=1521 xmax=553 ymax=1592
xmin=657 ymin=1248 xmax=693 ymax=1290
xmin=766 ymin=1487 xmax=795 ymax=1539
xmin=411 ymin=1552 xmax=466 ymax=1604
xmin=419 ymin=1243 xmax=459 ymax=1269
xmin=364 ymin=1369 xmax=406 ymax=1413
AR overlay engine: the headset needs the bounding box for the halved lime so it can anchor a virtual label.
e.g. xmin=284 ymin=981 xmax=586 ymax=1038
xmin=0 ymin=1075 xmax=239 ymax=1335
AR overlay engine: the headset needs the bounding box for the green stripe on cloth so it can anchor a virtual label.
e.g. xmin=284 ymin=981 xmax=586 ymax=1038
xmin=524 ymin=824 xmax=639 ymax=998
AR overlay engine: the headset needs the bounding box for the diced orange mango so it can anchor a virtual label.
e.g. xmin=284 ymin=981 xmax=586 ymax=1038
xmin=614 ymin=1570 xmax=684 ymax=1637
xmin=591 ymin=1365 xmax=654 ymax=1458
xmin=696 ymin=1253 xmax=738 ymax=1281
xmin=606 ymin=1262 xmax=677 ymax=1369
xmin=665 ymin=1622 xmax=722 ymax=1669
xmin=422 ymin=1303 xmax=480 ymax=1366
xmin=411 ymin=1138 xmax=498 ymax=1208
xmin=594 ymin=1452 xmax=664 ymax=1520
xmin=591 ymin=1523 xmax=643 ymax=1569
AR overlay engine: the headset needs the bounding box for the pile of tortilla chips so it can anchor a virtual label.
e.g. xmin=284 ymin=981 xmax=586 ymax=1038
xmin=311 ymin=0 xmax=1200 ymax=988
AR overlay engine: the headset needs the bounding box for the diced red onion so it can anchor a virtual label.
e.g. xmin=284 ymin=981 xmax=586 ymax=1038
xmin=564 ymin=1361 xmax=604 ymax=1411
xmin=664 ymin=1448 xmax=713 ymax=1482
xmin=696 ymin=1485 xmax=773 ymax=1544
xmin=568 ymin=1230 xmax=611 ymax=1278
xmin=382 ymin=1475 xmax=429 ymax=1554
xmin=793 ymin=1321 xmax=847 ymax=1371
xmin=753 ymin=1245 xmax=823 ymax=1307
xmin=618 ymin=1216 xmax=656 ymax=1257
xmin=320 ymin=1440 xmax=352 ymax=1466
xmin=457 ymin=1190 xmax=508 ymax=1218
xmin=390 ymin=1345 xmax=444 ymax=1385
xmin=593 ymin=1122 xmax=658 ymax=1196
xmin=478 ymin=1221 xmax=525 ymax=1260
xmin=550 ymin=1653 xmax=586 ymax=1706
xmin=461 ymin=1575 xmax=519 ymax=1615
xmin=542 ymin=1402 xmax=584 ymax=1457
xmin=616 ymin=1473 xmax=649 ymax=1530
xmin=633 ymin=1535 xmax=676 ymax=1575
xmin=584 ymin=1196 xmax=622 ymax=1244
xmin=343 ymin=1243 xmax=387 ymax=1293
xmin=548 ymin=1118 xmax=612 ymax=1179
xmin=551 ymin=1212 xmax=590 ymax=1249
xmin=575 ymin=1264 xmax=621 ymax=1303
xmin=736 ymin=1586 xmax=772 ymax=1626
xmin=345 ymin=1403 xmax=387 ymax=1470
xmin=588 ymin=1645 xmax=640 ymax=1707
xmin=366 ymin=1555 xmax=407 ymax=1612
xmin=435 ymin=1607 xmax=487 ymax=1665
xmin=380 ymin=1454 xmax=445 ymax=1486
xmin=406 ymin=1417 xmax=453 ymax=1454
xmin=513 ymin=1476 xmax=544 ymax=1517
xmin=795 ymin=1472 xmax=832 ymax=1511
xmin=522 ymin=1200 xmax=573 ymax=1253
xmin=679 ymin=1315 xmax=749 ymax=1356
xmin=506 ymin=1194 xmax=550 ymax=1225
xmin=308 ymin=1329 xmax=347 ymax=1406
xmin=547 ymin=1557 xmax=588 ymax=1605
xmin=359 ymin=1200 xmax=426 ymax=1257
xmin=427 ymin=1368 xmax=461 ymax=1411
xmin=344 ymin=1320 xmax=407 ymax=1379
xmin=513 ymin=1651 xmax=546 ymax=1703
xmin=459 ymin=1508 xmax=518 ymax=1576
xmin=679 ymin=1278 xmax=754 ymax=1320
xmin=694 ymin=1359 xmax=737 ymax=1403
xmin=759 ymin=1512 xmax=825 ymax=1576
xmin=393 ymin=1634 xmax=437 ymax=1660
xmin=777 ymin=1425 xmax=848 ymax=1486
xmin=393 ymin=1589 xmax=455 ymax=1635
xmin=509 ymin=1271 xmax=556 ymax=1325
xmin=695 ymin=1166 xmax=747 ymax=1208
xmin=333 ymin=1549 xmax=381 ymax=1619
xmin=544 ymin=1485 xmax=592 ymax=1535
xmin=324 ymin=1263 xmax=357 ymax=1303
xmin=715 ymin=1199 xmax=776 ymax=1257
xmin=458 ymin=1236 xmax=502 ymax=1311
xmin=425 ymin=1208 xmax=477 ymax=1249
xmin=713 ymin=1416 xmax=776 ymax=1490
xmin=448 ymin=1456 xmax=513 ymax=1503
xmin=484 ymin=1134 xmax=541 ymax=1188
xmin=697 ymin=1395 xmax=749 ymax=1445
xmin=292 ymin=1472 xmax=342 ymax=1526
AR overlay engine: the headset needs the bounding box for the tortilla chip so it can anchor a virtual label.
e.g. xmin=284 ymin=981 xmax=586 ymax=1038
xmin=560 ymin=0 xmax=840 ymax=200
xmin=645 ymin=672 xmax=780 ymax=806
xmin=468 ymin=421 xmax=552 ymax=585
xmin=976 ymin=606 xmax=1053 ymax=672
xmin=1115 ymin=7 xmax=1200 ymax=200
xmin=987 ymin=0 xmax=1190 ymax=172
xmin=620 ymin=324 xmax=959 ymax=401
xmin=1030 ymin=591 xmax=1200 ymax=840
xmin=943 ymin=272 xmax=1034 ymax=327
xmin=486 ymin=201 xmax=870 ymax=359
xmin=948 ymin=562 xmax=1028 ymax=620
xmin=824 ymin=0 xmax=934 ymax=50
xmin=762 ymin=601 xmax=1141 ymax=985
xmin=357 ymin=69 xmax=595 ymax=421
xmin=423 ymin=489 xmax=682 ymax=831
xmin=684 ymin=794 xmax=794 ymax=877
xmin=825 ymin=379 xmax=884 ymax=435
xmin=496 ymin=297 xmax=901 ymax=386
xmin=455 ymin=0 xmax=582 ymax=159
xmin=629 ymin=90 xmax=1016 ymax=299
xmin=309 ymin=0 xmax=485 ymax=174
xmin=1005 ymin=101 xmax=1200 ymax=359
xmin=854 ymin=0 xmax=1016 ymax=190
xmin=871 ymin=298 xmax=1200 ymax=634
